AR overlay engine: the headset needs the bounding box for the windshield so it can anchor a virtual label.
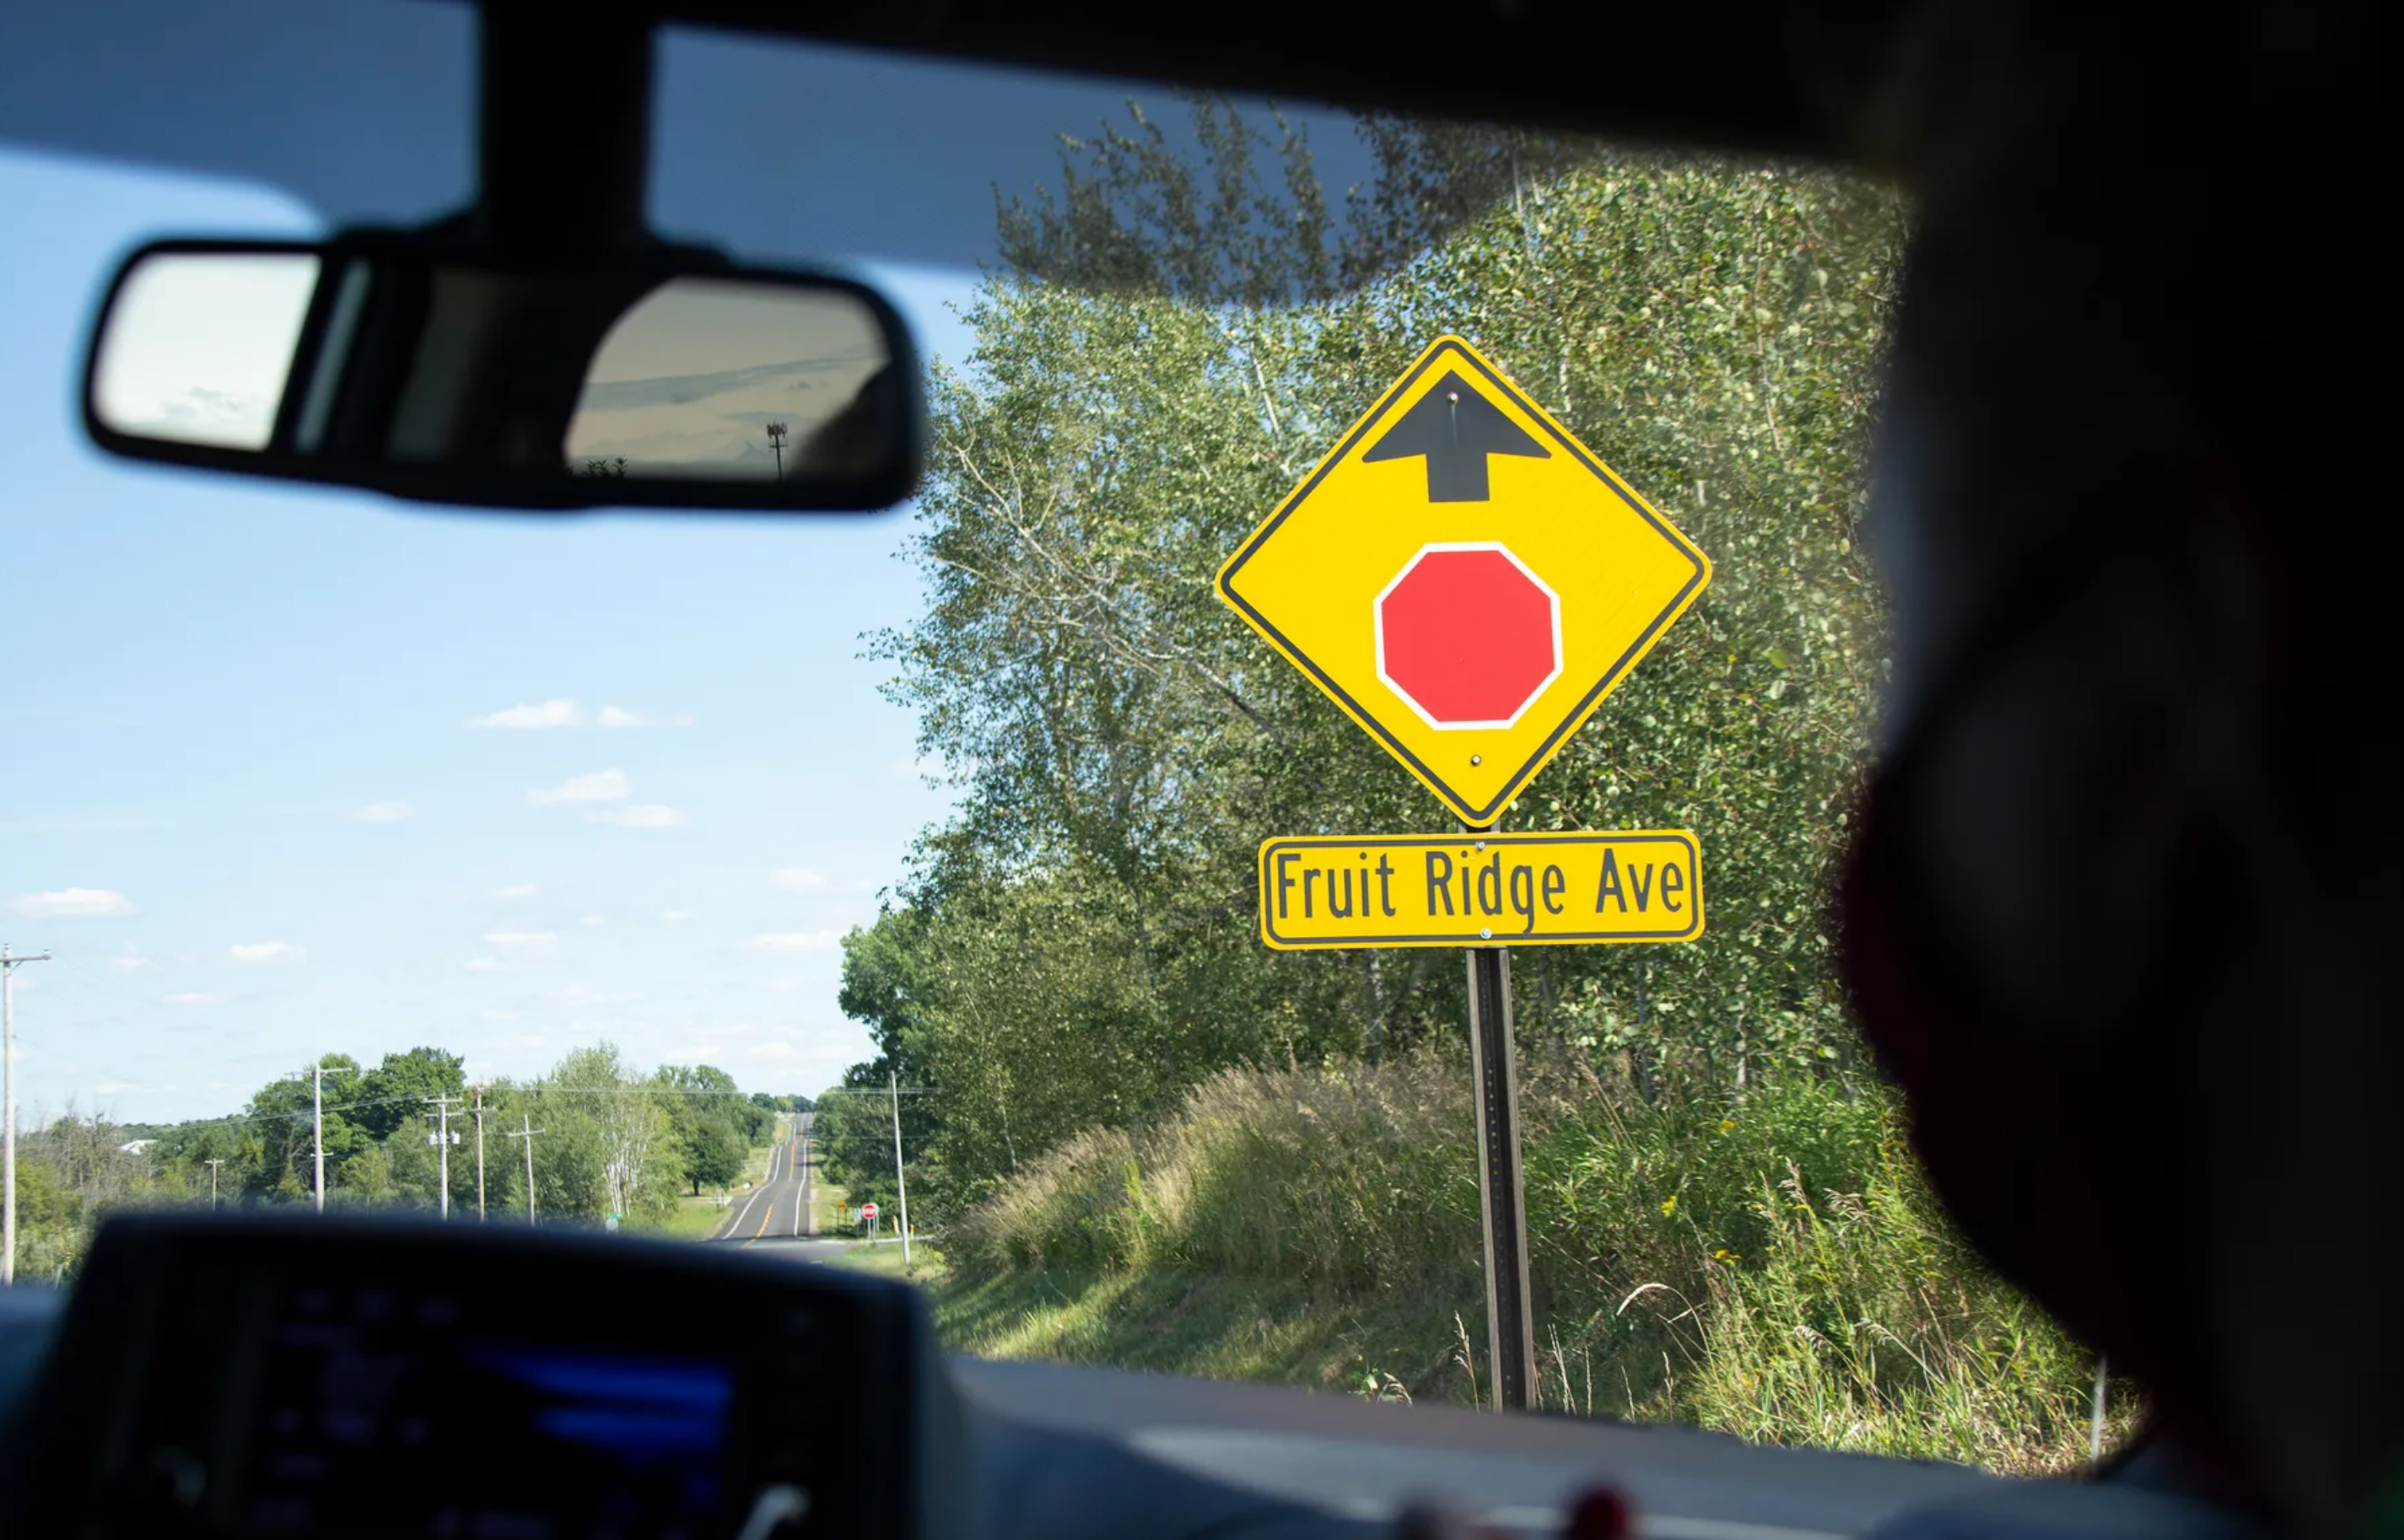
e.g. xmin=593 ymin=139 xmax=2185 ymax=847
xmin=0 ymin=23 xmax=2126 ymax=1478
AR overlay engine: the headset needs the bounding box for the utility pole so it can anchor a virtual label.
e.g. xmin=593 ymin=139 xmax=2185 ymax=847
xmin=3 ymin=945 xmax=54 ymax=1286
xmin=294 ymin=1059 xmax=353 ymax=1214
xmin=817 ymin=1083 xmax=927 ymax=1257
xmin=505 ymin=1114 xmax=543 ymax=1225
xmin=424 ymin=1095 xmax=464 ymax=1220
xmin=889 ymin=1071 xmax=912 ymax=1267
xmin=205 ymin=1158 xmax=224 ymax=1211
xmin=472 ymin=1085 xmax=488 ymax=1222
xmin=312 ymin=1062 xmax=328 ymax=1212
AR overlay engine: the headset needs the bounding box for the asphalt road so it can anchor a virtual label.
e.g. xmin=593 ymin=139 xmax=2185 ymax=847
xmin=713 ymin=1113 xmax=850 ymax=1263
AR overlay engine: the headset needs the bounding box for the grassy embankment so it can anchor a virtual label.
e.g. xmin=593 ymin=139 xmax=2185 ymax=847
xmin=896 ymin=1057 xmax=2140 ymax=1477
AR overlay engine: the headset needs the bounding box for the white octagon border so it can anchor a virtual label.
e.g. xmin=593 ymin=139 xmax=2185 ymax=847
xmin=1372 ymin=541 xmax=1565 ymax=732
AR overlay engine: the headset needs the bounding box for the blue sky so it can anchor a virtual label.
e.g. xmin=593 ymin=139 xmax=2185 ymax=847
xmin=0 ymin=145 xmax=982 ymax=1123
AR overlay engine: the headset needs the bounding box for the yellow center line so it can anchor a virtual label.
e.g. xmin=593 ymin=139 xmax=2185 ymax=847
xmin=744 ymin=1134 xmax=790 ymax=1246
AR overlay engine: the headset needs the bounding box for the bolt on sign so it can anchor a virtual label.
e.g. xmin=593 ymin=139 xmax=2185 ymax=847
xmin=1216 ymin=335 xmax=1711 ymax=827
xmin=1259 ymin=832 xmax=1703 ymax=950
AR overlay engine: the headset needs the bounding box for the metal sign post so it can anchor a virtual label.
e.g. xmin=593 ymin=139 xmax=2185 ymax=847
xmin=1215 ymin=335 xmax=1713 ymax=1414
xmin=1466 ymin=945 xmax=1535 ymax=1409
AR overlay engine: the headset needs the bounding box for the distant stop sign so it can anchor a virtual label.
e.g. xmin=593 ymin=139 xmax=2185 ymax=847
xmin=860 ymin=1203 xmax=879 ymax=1220
xmin=1376 ymin=543 xmax=1561 ymax=730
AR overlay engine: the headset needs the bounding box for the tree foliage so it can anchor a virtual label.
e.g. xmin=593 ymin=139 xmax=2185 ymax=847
xmin=829 ymin=100 xmax=1904 ymax=1218
xmin=22 ymin=1041 xmax=781 ymax=1277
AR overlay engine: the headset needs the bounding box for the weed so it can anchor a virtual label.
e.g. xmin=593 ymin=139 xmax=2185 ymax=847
xmin=935 ymin=1055 xmax=2142 ymax=1475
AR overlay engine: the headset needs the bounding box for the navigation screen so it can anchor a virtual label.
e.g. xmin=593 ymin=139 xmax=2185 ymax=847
xmin=235 ymin=1283 xmax=736 ymax=1540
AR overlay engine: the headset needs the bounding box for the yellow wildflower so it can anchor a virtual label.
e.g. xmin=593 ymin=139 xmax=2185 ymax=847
xmin=1660 ymin=1196 xmax=1678 ymax=1216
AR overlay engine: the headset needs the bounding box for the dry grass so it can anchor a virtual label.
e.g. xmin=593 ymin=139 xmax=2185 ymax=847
xmin=941 ymin=1053 xmax=2142 ymax=1475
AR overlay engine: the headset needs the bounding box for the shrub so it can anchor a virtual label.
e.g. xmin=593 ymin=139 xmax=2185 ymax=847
xmin=943 ymin=1053 xmax=2134 ymax=1473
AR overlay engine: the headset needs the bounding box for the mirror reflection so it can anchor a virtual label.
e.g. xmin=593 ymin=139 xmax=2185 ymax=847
xmin=563 ymin=278 xmax=897 ymax=482
xmin=89 ymin=252 xmax=320 ymax=450
xmin=83 ymin=242 xmax=919 ymax=509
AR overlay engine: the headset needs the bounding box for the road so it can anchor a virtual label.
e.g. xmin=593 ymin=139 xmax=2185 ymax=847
xmin=712 ymin=1112 xmax=850 ymax=1262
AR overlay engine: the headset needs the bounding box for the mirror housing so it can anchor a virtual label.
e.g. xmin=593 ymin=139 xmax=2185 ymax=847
xmin=82 ymin=235 xmax=924 ymax=513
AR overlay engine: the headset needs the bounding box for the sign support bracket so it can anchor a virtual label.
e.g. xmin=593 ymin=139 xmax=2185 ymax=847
xmin=1466 ymin=939 xmax=1535 ymax=1411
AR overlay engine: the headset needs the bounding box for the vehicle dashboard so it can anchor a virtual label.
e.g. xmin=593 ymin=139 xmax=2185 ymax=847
xmin=0 ymin=1214 xmax=2259 ymax=1540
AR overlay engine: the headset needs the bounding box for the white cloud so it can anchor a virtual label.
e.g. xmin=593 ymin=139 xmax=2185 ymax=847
xmin=596 ymin=705 xmax=694 ymax=729
xmin=11 ymin=887 xmax=137 ymax=919
xmin=482 ymin=1009 xmax=520 ymax=1020
xmin=660 ymin=909 xmax=695 ymax=923
xmin=464 ymin=957 xmax=503 ymax=972
xmin=231 ymin=940 xmax=304 ymax=965
xmin=770 ymin=868 xmax=833 ymax=894
xmin=162 ymin=991 xmax=224 ymax=1005
xmin=744 ymin=1041 xmax=800 ymax=1061
xmin=348 ymin=800 xmax=418 ymax=823
xmin=469 ymin=698 xmax=581 ymax=730
xmin=494 ymin=882 xmax=540 ymax=900
xmin=748 ymin=929 xmax=843 ymax=955
xmin=767 ymin=978 xmax=801 ymax=993
xmin=109 ymin=950 xmax=158 ymax=976
xmin=483 ymin=930 xmax=558 ymax=950
xmin=529 ymin=768 xmax=628 ymax=805
xmin=580 ymin=913 xmax=607 ymax=927
xmin=592 ymin=805 xmax=685 ymax=829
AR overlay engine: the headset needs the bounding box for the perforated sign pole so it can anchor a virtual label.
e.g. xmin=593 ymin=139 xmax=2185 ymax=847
xmin=1467 ymin=941 xmax=1535 ymax=1410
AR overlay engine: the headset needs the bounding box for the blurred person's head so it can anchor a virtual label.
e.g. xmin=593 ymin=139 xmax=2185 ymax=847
xmin=1840 ymin=1 xmax=2396 ymax=1531
xmin=795 ymin=363 xmax=904 ymax=482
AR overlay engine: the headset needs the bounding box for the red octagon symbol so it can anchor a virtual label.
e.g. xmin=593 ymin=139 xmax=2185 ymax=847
xmin=1375 ymin=543 xmax=1562 ymax=730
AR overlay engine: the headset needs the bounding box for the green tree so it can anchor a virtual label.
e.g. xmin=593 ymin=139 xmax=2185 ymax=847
xmin=679 ymin=1117 xmax=747 ymax=1194
xmin=655 ymin=1064 xmax=755 ymax=1194
xmin=521 ymin=1044 xmax=677 ymax=1224
xmin=15 ymin=1105 xmax=170 ymax=1279
xmin=354 ymin=1047 xmax=468 ymax=1140
xmin=238 ymin=1055 xmax=369 ymax=1199
xmin=840 ymin=99 xmax=1902 ymax=1205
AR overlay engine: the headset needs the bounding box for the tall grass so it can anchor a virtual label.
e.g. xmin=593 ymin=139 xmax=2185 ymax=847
xmin=944 ymin=1053 xmax=2138 ymax=1475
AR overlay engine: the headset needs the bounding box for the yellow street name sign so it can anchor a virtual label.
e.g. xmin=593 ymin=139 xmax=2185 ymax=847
xmin=1217 ymin=336 xmax=1710 ymax=827
xmin=1258 ymin=832 xmax=1705 ymax=950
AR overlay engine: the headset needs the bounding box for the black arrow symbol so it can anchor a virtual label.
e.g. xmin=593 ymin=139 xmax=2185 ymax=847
xmin=1361 ymin=369 xmax=1550 ymax=502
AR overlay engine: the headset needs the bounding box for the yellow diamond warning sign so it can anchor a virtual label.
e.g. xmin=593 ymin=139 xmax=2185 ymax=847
xmin=1258 ymin=832 xmax=1705 ymax=950
xmin=1216 ymin=337 xmax=1710 ymax=826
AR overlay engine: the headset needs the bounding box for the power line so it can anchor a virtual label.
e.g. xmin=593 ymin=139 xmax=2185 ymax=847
xmin=106 ymin=1082 xmax=776 ymax=1140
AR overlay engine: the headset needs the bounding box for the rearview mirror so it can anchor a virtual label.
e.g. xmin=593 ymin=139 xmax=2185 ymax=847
xmin=83 ymin=239 xmax=922 ymax=512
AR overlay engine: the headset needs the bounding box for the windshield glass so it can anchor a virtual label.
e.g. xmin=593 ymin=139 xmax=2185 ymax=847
xmin=0 ymin=24 xmax=2126 ymax=1478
